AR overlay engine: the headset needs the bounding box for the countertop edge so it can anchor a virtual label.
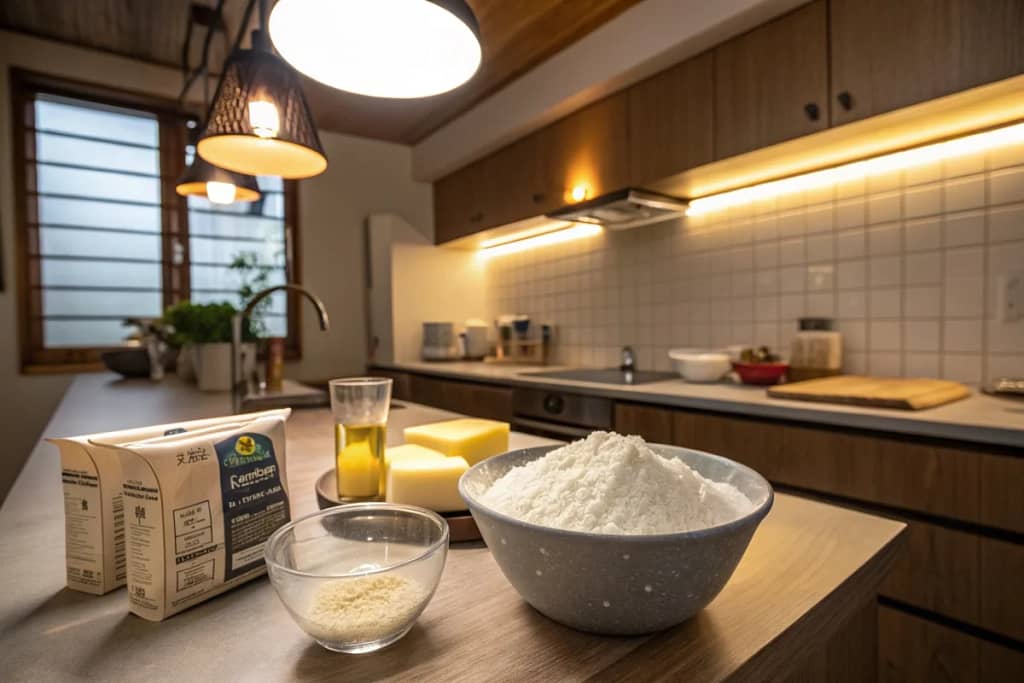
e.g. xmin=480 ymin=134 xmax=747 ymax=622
xmin=371 ymin=361 xmax=1024 ymax=449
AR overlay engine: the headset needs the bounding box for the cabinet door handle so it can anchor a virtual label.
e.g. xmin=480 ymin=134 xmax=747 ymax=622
xmin=837 ymin=91 xmax=854 ymax=111
xmin=531 ymin=192 xmax=546 ymax=204
xmin=469 ymin=212 xmax=483 ymax=223
xmin=804 ymin=102 xmax=820 ymax=121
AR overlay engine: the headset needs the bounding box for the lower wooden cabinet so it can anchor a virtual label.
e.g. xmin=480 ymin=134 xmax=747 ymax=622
xmin=881 ymin=521 xmax=980 ymax=629
xmin=613 ymin=399 xmax=1024 ymax=681
xmin=613 ymin=402 xmax=674 ymax=443
xmin=879 ymin=606 xmax=1024 ymax=682
xmin=784 ymin=601 xmax=879 ymax=683
xmin=407 ymin=374 xmax=514 ymax=422
xmin=373 ymin=369 xmax=412 ymax=401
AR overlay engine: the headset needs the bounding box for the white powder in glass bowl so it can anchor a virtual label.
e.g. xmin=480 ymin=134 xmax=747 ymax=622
xmin=304 ymin=575 xmax=427 ymax=644
xmin=481 ymin=432 xmax=754 ymax=535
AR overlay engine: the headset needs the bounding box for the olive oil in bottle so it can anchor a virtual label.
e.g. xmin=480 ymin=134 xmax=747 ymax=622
xmin=335 ymin=423 xmax=386 ymax=500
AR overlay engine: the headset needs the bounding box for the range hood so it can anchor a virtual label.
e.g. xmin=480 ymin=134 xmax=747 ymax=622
xmin=546 ymin=188 xmax=688 ymax=229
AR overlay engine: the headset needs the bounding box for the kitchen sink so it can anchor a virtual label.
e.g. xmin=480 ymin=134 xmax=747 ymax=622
xmin=520 ymin=368 xmax=678 ymax=386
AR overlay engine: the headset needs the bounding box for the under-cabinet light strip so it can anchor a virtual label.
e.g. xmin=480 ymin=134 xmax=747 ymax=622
xmin=478 ymin=220 xmax=575 ymax=249
xmin=477 ymin=223 xmax=602 ymax=258
xmin=686 ymin=121 xmax=1024 ymax=216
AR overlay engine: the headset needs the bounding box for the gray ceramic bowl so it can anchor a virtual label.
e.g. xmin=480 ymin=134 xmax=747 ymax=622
xmin=459 ymin=444 xmax=773 ymax=635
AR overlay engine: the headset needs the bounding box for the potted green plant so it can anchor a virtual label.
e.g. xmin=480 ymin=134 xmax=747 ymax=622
xmin=162 ymin=302 xmax=255 ymax=392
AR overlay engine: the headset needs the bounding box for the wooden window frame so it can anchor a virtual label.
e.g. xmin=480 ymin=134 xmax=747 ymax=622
xmin=11 ymin=69 xmax=302 ymax=373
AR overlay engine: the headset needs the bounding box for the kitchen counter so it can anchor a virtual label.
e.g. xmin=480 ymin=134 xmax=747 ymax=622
xmin=1 ymin=373 xmax=904 ymax=682
xmin=374 ymin=360 xmax=1024 ymax=449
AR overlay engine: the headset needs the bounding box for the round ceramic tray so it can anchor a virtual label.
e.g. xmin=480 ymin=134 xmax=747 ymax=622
xmin=314 ymin=470 xmax=482 ymax=543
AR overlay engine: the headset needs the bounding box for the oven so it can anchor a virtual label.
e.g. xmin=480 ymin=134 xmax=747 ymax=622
xmin=511 ymin=387 xmax=613 ymax=441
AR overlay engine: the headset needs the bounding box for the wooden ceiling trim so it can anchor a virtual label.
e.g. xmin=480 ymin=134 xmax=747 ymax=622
xmin=0 ymin=0 xmax=643 ymax=144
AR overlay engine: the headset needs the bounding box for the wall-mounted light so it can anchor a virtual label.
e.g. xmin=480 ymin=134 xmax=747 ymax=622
xmin=478 ymin=223 xmax=602 ymax=259
xmin=198 ymin=29 xmax=327 ymax=179
xmin=268 ymin=0 xmax=482 ymax=99
xmin=568 ymin=183 xmax=591 ymax=203
xmin=687 ymin=121 xmax=1024 ymax=216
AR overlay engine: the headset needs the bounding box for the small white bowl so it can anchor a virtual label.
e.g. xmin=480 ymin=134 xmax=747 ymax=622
xmin=668 ymin=349 xmax=732 ymax=383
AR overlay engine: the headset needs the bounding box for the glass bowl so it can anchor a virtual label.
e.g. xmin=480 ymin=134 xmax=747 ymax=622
xmin=265 ymin=503 xmax=449 ymax=653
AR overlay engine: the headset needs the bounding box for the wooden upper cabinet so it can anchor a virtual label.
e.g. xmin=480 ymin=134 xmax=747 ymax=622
xmin=628 ymin=52 xmax=714 ymax=185
xmin=712 ymin=0 xmax=828 ymax=160
xmin=433 ymin=160 xmax=487 ymax=243
xmin=830 ymin=0 xmax=1024 ymax=126
xmin=433 ymin=166 xmax=469 ymax=244
xmin=539 ymin=91 xmax=630 ymax=207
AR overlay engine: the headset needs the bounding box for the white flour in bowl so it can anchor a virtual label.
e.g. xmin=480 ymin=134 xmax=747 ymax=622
xmin=481 ymin=432 xmax=754 ymax=535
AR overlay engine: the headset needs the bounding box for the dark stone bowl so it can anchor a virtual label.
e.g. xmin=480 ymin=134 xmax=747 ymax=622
xmin=459 ymin=444 xmax=773 ymax=635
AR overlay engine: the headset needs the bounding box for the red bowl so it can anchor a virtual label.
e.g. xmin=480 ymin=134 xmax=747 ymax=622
xmin=732 ymin=361 xmax=789 ymax=385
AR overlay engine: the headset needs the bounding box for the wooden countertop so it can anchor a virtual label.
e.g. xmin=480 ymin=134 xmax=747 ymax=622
xmin=0 ymin=374 xmax=905 ymax=682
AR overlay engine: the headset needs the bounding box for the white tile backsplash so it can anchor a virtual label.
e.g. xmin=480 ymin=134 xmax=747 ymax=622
xmin=868 ymin=192 xmax=902 ymax=224
xmin=989 ymin=203 xmax=1024 ymax=243
xmin=904 ymin=183 xmax=942 ymax=218
xmin=869 ymin=255 xmax=902 ymax=287
xmin=944 ymin=175 xmax=986 ymax=212
xmin=990 ymin=166 xmax=1024 ymax=205
xmin=944 ymin=322 xmax=980 ymax=357
xmin=904 ymin=217 xmax=942 ymax=251
xmin=483 ymin=155 xmax=1024 ymax=384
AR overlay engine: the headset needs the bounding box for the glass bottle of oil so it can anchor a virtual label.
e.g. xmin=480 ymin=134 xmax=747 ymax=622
xmin=335 ymin=422 xmax=386 ymax=500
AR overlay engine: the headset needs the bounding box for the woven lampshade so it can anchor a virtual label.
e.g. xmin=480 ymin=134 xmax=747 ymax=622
xmin=197 ymin=42 xmax=327 ymax=179
xmin=175 ymin=154 xmax=261 ymax=202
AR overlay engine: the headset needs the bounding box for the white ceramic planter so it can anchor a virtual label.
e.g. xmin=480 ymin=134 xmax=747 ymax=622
xmin=194 ymin=342 xmax=232 ymax=392
xmin=194 ymin=342 xmax=258 ymax=392
xmin=176 ymin=343 xmax=196 ymax=382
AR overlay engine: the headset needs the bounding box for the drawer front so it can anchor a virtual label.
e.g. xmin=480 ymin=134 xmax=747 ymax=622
xmin=881 ymin=521 xmax=979 ymax=626
xmin=673 ymin=411 xmax=983 ymax=525
xmin=613 ymin=402 xmax=673 ymax=444
xmin=879 ymin=606 xmax=1024 ymax=682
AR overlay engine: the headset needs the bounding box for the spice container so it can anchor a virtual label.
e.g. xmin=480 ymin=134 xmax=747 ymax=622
xmin=788 ymin=318 xmax=842 ymax=382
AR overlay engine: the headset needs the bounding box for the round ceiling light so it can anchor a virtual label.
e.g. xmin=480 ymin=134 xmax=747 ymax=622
xmin=269 ymin=0 xmax=482 ymax=99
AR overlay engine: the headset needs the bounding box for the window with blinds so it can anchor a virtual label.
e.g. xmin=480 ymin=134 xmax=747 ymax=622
xmin=28 ymin=96 xmax=166 ymax=349
xmin=186 ymin=158 xmax=290 ymax=338
xmin=13 ymin=72 xmax=298 ymax=371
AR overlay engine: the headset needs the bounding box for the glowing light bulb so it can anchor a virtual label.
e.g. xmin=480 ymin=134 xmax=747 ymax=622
xmin=206 ymin=181 xmax=237 ymax=204
xmin=248 ymin=100 xmax=280 ymax=138
xmin=569 ymin=183 xmax=590 ymax=203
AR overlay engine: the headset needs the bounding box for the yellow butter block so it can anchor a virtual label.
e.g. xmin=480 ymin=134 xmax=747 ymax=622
xmin=403 ymin=418 xmax=509 ymax=466
xmin=384 ymin=444 xmax=445 ymax=478
xmin=386 ymin=456 xmax=469 ymax=512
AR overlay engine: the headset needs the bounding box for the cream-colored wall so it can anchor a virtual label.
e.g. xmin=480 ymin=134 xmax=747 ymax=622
xmin=391 ymin=243 xmax=488 ymax=362
xmin=0 ymin=30 xmax=432 ymax=500
xmin=294 ymin=133 xmax=433 ymax=380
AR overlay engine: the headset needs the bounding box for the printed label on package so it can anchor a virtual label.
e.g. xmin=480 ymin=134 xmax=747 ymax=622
xmin=214 ymin=432 xmax=289 ymax=580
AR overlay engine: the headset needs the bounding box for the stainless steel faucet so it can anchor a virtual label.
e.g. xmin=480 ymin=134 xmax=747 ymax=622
xmin=231 ymin=284 xmax=330 ymax=413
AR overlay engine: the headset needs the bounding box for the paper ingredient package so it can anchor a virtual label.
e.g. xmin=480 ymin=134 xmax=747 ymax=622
xmin=96 ymin=411 xmax=291 ymax=621
xmin=48 ymin=408 xmax=289 ymax=596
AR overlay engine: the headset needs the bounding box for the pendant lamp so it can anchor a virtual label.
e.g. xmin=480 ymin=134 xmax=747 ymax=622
xmin=268 ymin=0 xmax=482 ymax=99
xmin=197 ymin=29 xmax=327 ymax=179
xmin=176 ymin=151 xmax=262 ymax=204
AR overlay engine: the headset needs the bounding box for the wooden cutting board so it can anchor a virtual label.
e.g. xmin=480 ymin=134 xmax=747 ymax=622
xmin=767 ymin=375 xmax=971 ymax=410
